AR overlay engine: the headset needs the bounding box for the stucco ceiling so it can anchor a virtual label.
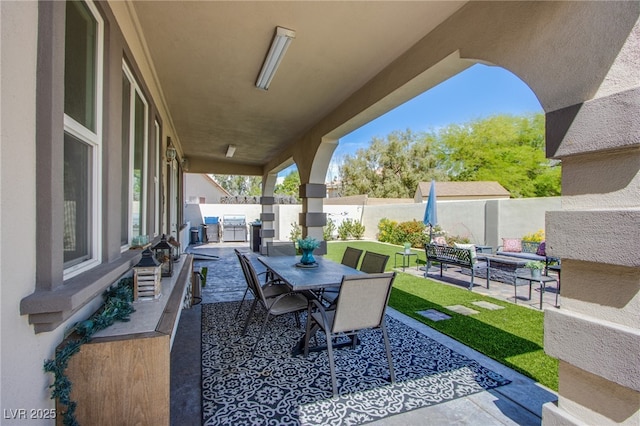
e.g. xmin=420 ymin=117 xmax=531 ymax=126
xmin=132 ymin=1 xmax=467 ymax=174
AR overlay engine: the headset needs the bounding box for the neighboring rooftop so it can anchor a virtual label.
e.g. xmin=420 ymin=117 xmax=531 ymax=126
xmin=324 ymin=194 xmax=414 ymax=206
xmin=414 ymin=181 xmax=510 ymax=202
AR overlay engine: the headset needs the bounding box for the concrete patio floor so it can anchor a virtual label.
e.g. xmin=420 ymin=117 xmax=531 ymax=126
xmin=170 ymin=241 xmax=558 ymax=425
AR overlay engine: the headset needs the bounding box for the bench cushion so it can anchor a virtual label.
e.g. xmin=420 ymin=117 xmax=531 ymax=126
xmin=454 ymin=243 xmax=477 ymax=261
xmin=495 ymin=251 xmax=546 ymax=262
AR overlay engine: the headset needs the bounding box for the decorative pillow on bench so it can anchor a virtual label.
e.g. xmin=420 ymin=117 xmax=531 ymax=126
xmin=433 ymin=236 xmax=447 ymax=246
xmin=454 ymin=243 xmax=477 ymax=262
xmin=501 ymin=238 xmax=522 ymax=253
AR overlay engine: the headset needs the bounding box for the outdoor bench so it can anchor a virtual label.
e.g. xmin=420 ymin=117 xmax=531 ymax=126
xmin=496 ymin=240 xmax=545 ymax=261
xmin=424 ymin=243 xmax=483 ymax=290
xmin=496 ymin=240 xmax=559 ymax=270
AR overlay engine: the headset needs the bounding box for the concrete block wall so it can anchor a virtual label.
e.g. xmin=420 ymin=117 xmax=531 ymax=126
xmin=185 ymin=197 xmax=560 ymax=246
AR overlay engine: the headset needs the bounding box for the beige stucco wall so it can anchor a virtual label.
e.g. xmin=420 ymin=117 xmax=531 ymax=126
xmin=189 ymin=197 xmax=559 ymax=245
xmin=0 ymin=2 xmax=107 ymax=416
xmin=0 ymin=1 xmax=182 ymax=417
xmin=184 ymin=174 xmax=229 ymax=204
xmin=542 ymin=11 xmax=640 ymax=426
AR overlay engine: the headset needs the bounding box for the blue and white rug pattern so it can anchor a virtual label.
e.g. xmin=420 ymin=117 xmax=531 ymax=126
xmin=202 ymin=302 xmax=510 ymax=425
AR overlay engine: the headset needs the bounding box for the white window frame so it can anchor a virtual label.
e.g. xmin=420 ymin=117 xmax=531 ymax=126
xmin=154 ymin=120 xmax=160 ymax=237
xmin=121 ymin=61 xmax=149 ymax=250
xmin=63 ymin=0 xmax=103 ymax=280
xmin=169 ymin=160 xmax=178 ymax=236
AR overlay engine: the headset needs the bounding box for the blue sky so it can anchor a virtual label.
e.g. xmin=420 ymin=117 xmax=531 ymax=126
xmin=281 ymin=63 xmax=543 ymax=180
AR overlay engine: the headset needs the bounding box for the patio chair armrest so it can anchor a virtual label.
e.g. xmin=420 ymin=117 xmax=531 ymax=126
xmin=308 ymin=298 xmax=332 ymax=331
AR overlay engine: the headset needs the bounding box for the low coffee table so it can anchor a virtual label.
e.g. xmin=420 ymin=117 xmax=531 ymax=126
xmin=476 ymin=254 xmax=529 ymax=288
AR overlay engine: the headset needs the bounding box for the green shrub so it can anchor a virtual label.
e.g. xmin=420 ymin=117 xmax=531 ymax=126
xmin=377 ymin=218 xmax=399 ymax=243
xmin=323 ymin=217 xmax=336 ymax=241
xmin=288 ymin=222 xmax=301 ymax=242
xmin=377 ymin=218 xmax=430 ymax=247
xmin=337 ymin=219 xmax=354 ymax=240
xmin=350 ymin=221 xmax=365 ymax=239
xmin=376 ymin=218 xmax=472 ymax=248
xmin=397 ymin=220 xmax=428 ymax=248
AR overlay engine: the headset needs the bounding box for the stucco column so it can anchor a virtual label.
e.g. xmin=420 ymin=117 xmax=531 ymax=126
xmin=541 ymin=23 xmax=640 ymax=425
xmin=259 ymin=173 xmax=278 ymax=254
xmin=296 ymin=138 xmax=338 ymax=254
xmin=299 ymin=184 xmax=327 ymax=253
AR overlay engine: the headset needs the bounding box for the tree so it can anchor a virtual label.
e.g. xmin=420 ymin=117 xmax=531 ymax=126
xmin=434 ymin=114 xmax=560 ymax=197
xmin=339 ymin=130 xmax=447 ymax=198
xmin=211 ymin=174 xmax=261 ymax=196
xmin=274 ymin=170 xmax=300 ymax=199
xmin=337 ymin=114 xmax=560 ymax=198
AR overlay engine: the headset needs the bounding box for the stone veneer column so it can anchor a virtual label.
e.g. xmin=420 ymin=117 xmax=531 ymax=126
xmin=542 ymin=85 xmax=640 ymax=423
xmin=259 ymin=196 xmax=276 ymax=255
xmin=299 ymin=183 xmax=327 ymax=254
xmin=259 ymin=173 xmax=278 ymax=254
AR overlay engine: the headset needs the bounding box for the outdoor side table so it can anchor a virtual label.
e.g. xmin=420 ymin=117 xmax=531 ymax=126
xmin=515 ymin=271 xmax=558 ymax=309
xmin=547 ymin=264 xmax=561 ymax=307
xmin=394 ymin=251 xmax=417 ymax=272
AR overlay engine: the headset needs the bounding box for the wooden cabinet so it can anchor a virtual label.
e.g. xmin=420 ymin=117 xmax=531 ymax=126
xmin=57 ymin=255 xmax=193 ymax=425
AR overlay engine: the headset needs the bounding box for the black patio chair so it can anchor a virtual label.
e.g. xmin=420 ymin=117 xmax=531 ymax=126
xmin=319 ymin=246 xmax=364 ymax=303
xmin=359 ymin=251 xmax=390 ymax=273
xmin=266 ymin=241 xmax=297 ymax=256
xmin=341 ymin=246 xmax=364 ymax=269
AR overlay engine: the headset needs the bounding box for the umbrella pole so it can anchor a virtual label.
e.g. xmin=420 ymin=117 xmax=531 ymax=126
xmin=424 ymin=224 xmax=441 ymax=275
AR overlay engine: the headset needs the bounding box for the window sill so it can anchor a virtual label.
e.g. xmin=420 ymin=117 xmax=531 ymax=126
xmin=20 ymin=250 xmax=142 ymax=333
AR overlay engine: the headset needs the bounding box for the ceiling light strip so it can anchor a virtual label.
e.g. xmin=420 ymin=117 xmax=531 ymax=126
xmin=256 ymin=27 xmax=296 ymax=90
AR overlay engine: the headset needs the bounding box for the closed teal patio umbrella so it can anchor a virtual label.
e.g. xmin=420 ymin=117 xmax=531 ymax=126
xmin=423 ymin=180 xmax=438 ymax=242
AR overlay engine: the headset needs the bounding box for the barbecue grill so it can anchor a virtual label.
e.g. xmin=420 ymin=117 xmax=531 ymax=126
xmin=222 ymin=215 xmax=247 ymax=242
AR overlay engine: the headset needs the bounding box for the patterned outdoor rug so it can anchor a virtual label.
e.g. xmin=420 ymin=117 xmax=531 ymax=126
xmin=202 ymin=302 xmax=510 ymax=425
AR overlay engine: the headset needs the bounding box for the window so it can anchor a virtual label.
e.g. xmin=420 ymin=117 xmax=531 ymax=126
xmin=63 ymin=0 xmax=103 ymax=278
xmin=154 ymin=121 xmax=161 ymax=237
xmin=169 ymin=159 xmax=178 ymax=236
xmin=121 ymin=62 xmax=149 ymax=248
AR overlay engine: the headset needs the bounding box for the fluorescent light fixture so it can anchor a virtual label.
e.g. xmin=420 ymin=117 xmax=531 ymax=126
xmin=256 ymin=26 xmax=296 ymax=90
xmin=226 ymin=145 xmax=236 ymax=158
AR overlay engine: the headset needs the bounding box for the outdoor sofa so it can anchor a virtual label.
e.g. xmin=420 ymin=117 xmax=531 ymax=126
xmin=495 ymin=238 xmax=558 ymax=269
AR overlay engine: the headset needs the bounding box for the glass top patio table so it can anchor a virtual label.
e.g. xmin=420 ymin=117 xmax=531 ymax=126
xmin=257 ymin=255 xmax=362 ymax=292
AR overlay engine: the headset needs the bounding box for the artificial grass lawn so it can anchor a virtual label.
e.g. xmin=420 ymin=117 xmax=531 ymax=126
xmin=325 ymin=240 xmax=559 ymax=391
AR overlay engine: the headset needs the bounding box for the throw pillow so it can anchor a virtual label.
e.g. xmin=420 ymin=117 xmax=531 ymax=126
xmin=536 ymin=241 xmax=546 ymax=256
xmin=433 ymin=236 xmax=447 ymax=246
xmin=454 ymin=243 xmax=477 ymax=261
xmin=501 ymin=238 xmax=522 ymax=253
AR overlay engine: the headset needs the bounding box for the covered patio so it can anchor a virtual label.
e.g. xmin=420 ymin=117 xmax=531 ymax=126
xmin=2 ymin=2 xmax=638 ymax=425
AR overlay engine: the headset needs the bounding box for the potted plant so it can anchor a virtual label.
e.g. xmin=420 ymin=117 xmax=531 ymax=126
xmin=403 ymin=242 xmax=412 ymax=254
xmin=525 ymin=260 xmax=545 ymax=278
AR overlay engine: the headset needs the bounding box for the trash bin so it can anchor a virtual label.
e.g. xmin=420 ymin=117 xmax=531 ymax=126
xmin=250 ymin=222 xmax=262 ymax=252
xmin=190 ymin=227 xmax=199 ymax=244
xmin=199 ymin=224 xmax=208 ymax=243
